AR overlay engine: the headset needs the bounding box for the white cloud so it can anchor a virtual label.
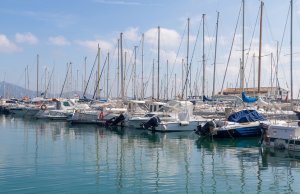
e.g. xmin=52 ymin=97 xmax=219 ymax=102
xmin=124 ymin=27 xmax=140 ymax=42
xmin=0 ymin=34 xmax=21 ymax=53
xmin=75 ymin=39 xmax=112 ymax=52
xmin=15 ymin=32 xmax=38 ymax=44
xmin=145 ymin=27 xmax=180 ymax=49
xmin=48 ymin=36 xmax=70 ymax=46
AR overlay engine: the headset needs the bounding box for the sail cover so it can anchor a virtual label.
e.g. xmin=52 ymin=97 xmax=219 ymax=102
xmin=242 ymin=92 xmax=257 ymax=103
xmin=227 ymin=109 xmax=267 ymax=123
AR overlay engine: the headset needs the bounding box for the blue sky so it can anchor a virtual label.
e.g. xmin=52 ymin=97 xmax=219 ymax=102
xmin=0 ymin=0 xmax=299 ymax=99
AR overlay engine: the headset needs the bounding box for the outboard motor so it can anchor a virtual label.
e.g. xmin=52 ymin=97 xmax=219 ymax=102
xmin=111 ymin=113 xmax=125 ymax=126
xmin=142 ymin=116 xmax=161 ymax=130
xmin=105 ymin=114 xmax=125 ymax=127
xmin=296 ymin=112 xmax=300 ymax=127
xmin=195 ymin=121 xmax=216 ymax=137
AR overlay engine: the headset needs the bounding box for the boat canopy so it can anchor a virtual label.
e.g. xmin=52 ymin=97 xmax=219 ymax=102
xmin=228 ymin=109 xmax=266 ymax=123
xmin=242 ymin=92 xmax=257 ymax=103
xmin=203 ymin=96 xmax=214 ymax=102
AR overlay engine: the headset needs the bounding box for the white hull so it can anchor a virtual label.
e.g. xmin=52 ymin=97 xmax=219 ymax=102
xmin=152 ymin=120 xmax=202 ymax=132
xmin=263 ymin=124 xmax=300 ymax=151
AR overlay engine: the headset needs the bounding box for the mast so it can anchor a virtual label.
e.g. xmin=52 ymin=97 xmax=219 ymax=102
xmin=187 ymin=18 xmax=190 ymax=97
xmin=120 ymin=33 xmax=124 ymax=100
xmin=134 ymin=46 xmax=137 ymax=99
xmin=117 ymin=39 xmax=120 ymax=98
xmin=290 ymin=0 xmax=293 ymax=101
xmin=276 ymin=41 xmax=279 ymax=89
xmin=97 ymin=44 xmax=101 ymax=99
xmin=167 ymin=60 xmax=169 ymax=100
xmin=258 ymin=1 xmax=263 ymax=94
xmin=152 ymin=59 xmax=155 ymax=99
xmin=107 ymin=52 xmax=110 ymax=99
xmin=202 ymin=14 xmax=206 ymax=100
xmin=157 ymin=26 xmax=160 ymax=100
xmin=240 ymin=0 xmax=245 ymax=91
xmin=60 ymin=63 xmax=71 ymax=98
xmin=141 ymin=33 xmax=144 ymax=99
xmin=36 ymin=54 xmax=39 ymax=97
xmin=84 ymin=57 xmax=87 ymax=93
xmin=270 ymin=53 xmax=273 ymax=96
xmin=212 ymin=12 xmax=219 ymax=97
xmin=175 ymin=73 xmax=177 ymax=99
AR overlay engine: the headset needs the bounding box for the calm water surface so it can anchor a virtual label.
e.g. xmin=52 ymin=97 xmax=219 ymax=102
xmin=0 ymin=115 xmax=300 ymax=194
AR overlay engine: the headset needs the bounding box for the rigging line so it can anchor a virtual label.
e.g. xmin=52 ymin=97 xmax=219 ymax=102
xmin=278 ymin=4 xmax=290 ymax=63
xmin=277 ymin=4 xmax=291 ymax=90
xmin=92 ymin=55 xmax=108 ymax=99
xmin=44 ymin=66 xmax=55 ymax=97
xmin=187 ymin=17 xmax=203 ymax=97
xmin=107 ymin=40 xmax=120 ymax=98
xmin=60 ymin=63 xmax=71 ymax=98
xmin=168 ymin=21 xmax=188 ymax=90
xmin=264 ymin=5 xmax=276 ymax=42
xmin=182 ymin=17 xmax=203 ymax=97
xmin=220 ymin=0 xmax=243 ymax=94
xmin=245 ymin=5 xmax=260 ymax=85
xmin=143 ymin=66 xmax=153 ymax=99
xmin=83 ymin=53 xmax=98 ymax=97
xmin=124 ymin=46 xmax=139 ymax=96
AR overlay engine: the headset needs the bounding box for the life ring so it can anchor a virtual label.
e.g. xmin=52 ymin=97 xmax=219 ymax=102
xmin=41 ymin=104 xmax=47 ymax=110
xmin=99 ymin=111 xmax=104 ymax=120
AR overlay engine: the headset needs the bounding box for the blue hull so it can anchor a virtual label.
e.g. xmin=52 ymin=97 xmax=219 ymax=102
xmin=212 ymin=126 xmax=262 ymax=138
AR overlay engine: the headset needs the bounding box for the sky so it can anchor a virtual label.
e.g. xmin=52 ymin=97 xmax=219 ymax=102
xmin=0 ymin=0 xmax=300 ymax=99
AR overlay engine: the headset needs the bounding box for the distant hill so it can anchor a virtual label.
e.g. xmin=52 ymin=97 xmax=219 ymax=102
xmin=0 ymin=81 xmax=93 ymax=99
xmin=0 ymin=81 xmax=36 ymax=98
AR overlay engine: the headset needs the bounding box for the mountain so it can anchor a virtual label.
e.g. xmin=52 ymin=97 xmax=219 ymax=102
xmin=0 ymin=81 xmax=36 ymax=98
xmin=0 ymin=81 xmax=92 ymax=99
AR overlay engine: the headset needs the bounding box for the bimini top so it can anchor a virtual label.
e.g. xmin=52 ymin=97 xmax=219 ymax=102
xmin=242 ymin=92 xmax=257 ymax=103
xmin=228 ymin=109 xmax=267 ymax=123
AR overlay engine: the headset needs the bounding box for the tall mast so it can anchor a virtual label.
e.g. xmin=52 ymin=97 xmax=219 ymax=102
xmin=141 ymin=33 xmax=144 ymax=99
xmin=157 ymin=26 xmax=160 ymax=100
xmin=84 ymin=57 xmax=87 ymax=93
xmin=213 ymin=12 xmax=219 ymax=97
xmin=258 ymin=1 xmax=263 ymax=94
xmin=120 ymin=33 xmax=124 ymax=100
xmin=182 ymin=58 xmax=184 ymax=98
xmin=152 ymin=59 xmax=155 ymax=99
xmin=241 ymin=0 xmax=245 ymax=91
xmin=97 ymin=44 xmax=101 ymax=99
xmin=270 ymin=53 xmax=273 ymax=95
xmin=36 ymin=54 xmax=39 ymax=97
xmin=175 ymin=73 xmax=177 ymax=99
xmin=167 ymin=60 xmax=169 ymax=100
xmin=124 ymin=52 xmax=127 ymax=97
xmin=187 ymin=18 xmax=190 ymax=97
xmin=134 ymin=46 xmax=137 ymax=99
xmin=202 ymin=14 xmax=206 ymax=99
xmin=117 ymin=39 xmax=120 ymax=98
xmin=276 ymin=41 xmax=279 ymax=89
xmin=290 ymin=0 xmax=293 ymax=101
xmin=107 ymin=52 xmax=110 ymax=99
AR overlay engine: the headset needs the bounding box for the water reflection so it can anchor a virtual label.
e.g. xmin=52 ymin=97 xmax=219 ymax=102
xmin=1 ymin=115 xmax=300 ymax=193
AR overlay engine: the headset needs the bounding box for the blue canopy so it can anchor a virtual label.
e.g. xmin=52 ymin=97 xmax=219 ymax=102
xmin=203 ymin=96 xmax=214 ymax=102
xmin=228 ymin=109 xmax=267 ymax=123
xmin=242 ymin=92 xmax=257 ymax=103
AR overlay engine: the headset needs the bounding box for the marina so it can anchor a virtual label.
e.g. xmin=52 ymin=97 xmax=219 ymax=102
xmin=1 ymin=115 xmax=300 ymax=193
xmin=1 ymin=0 xmax=300 ymax=193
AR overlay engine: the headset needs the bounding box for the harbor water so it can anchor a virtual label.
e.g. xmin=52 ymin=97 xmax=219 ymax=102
xmin=1 ymin=115 xmax=300 ymax=193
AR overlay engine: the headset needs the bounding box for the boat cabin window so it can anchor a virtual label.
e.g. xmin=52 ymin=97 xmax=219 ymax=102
xmin=63 ymin=101 xmax=70 ymax=106
xmin=145 ymin=113 xmax=155 ymax=117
